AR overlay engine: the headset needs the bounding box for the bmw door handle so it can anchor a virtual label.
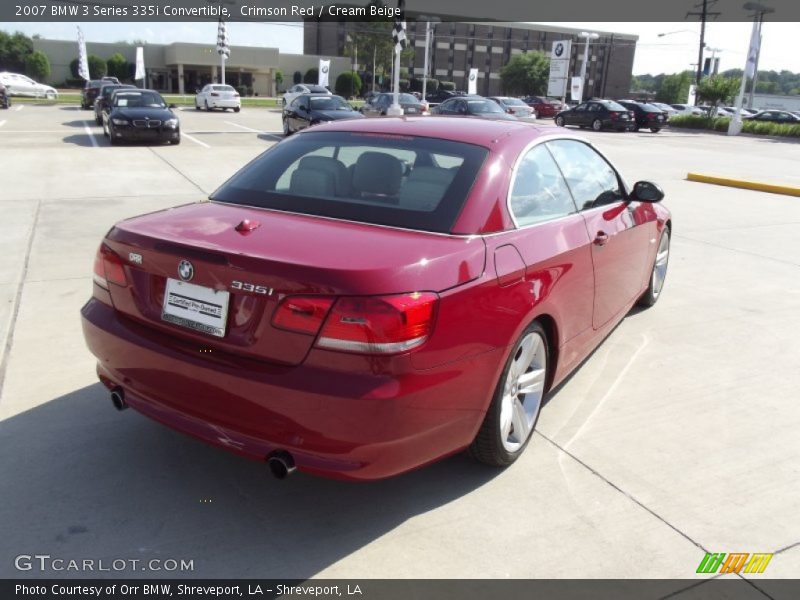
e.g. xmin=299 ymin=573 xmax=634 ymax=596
xmin=594 ymin=232 xmax=610 ymax=246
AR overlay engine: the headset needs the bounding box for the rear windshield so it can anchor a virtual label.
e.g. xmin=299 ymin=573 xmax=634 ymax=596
xmin=468 ymin=100 xmax=504 ymax=114
xmin=639 ymin=104 xmax=662 ymax=112
xmin=211 ymin=131 xmax=488 ymax=233
xmin=501 ymin=98 xmax=527 ymax=106
xmin=212 ymin=85 xmax=235 ymax=92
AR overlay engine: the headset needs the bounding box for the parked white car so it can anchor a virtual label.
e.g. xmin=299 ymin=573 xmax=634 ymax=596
xmin=195 ymin=84 xmax=241 ymax=112
xmin=281 ymin=84 xmax=330 ymax=107
xmin=650 ymin=102 xmax=678 ymax=118
xmin=0 ymin=72 xmax=57 ymax=99
xmin=670 ymin=103 xmax=704 ymax=116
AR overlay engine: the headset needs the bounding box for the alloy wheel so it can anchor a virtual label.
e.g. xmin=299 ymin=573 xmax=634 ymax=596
xmin=499 ymin=332 xmax=547 ymax=453
xmin=651 ymin=231 xmax=670 ymax=298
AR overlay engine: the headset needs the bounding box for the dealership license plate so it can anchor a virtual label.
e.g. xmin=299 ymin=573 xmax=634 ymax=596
xmin=161 ymin=278 xmax=230 ymax=338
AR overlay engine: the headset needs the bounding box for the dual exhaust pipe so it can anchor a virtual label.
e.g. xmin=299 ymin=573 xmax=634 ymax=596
xmin=109 ymin=387 xmax=296 ymax=479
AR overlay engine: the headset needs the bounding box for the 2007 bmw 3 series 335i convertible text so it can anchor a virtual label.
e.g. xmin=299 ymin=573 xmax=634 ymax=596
xmin=81 ymin=117 xmax=671 ymax=481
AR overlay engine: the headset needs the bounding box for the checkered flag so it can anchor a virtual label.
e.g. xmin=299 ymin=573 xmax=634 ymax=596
xmin=217 ymin=19 xmax=230 ymax=59
xmin=392 ymin=0 xmax=407 ymax=53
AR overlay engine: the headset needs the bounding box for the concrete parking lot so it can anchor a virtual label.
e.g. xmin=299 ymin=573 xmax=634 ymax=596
xmin=0 ymin=103 xmax=798 ymax=592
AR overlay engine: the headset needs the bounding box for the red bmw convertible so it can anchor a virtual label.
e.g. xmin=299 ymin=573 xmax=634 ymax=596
xmin=81 ymin=117 xmax=671 ymax=481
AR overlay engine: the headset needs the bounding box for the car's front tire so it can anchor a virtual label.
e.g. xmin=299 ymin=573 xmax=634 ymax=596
xmin=638 ymin=227 xmax=670 ymax=307
xmin=469 ymin=321 xmax=549 ymax=467
xmin=592 ymin=118 xmax=603 ymax=131
xmin=555 ymin=115 xmax=565 ymax=127
xmin=650 ymin=127 xmax=661 ymax=133
xmin=283 ymin=118 xmax=291 ymax=136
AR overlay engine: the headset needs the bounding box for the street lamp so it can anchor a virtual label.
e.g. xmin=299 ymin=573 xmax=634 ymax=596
xmin=578 ymin=31 xmax=599 ymax=103
xmin=417 ymin=16 xmax=441 ymax=102
xmin=729 ymin=2 xmax=775 ymax=135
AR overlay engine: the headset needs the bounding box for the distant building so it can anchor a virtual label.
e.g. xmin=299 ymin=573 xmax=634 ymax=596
xmin=32 ymin=38 xmax=349 ymax=95
xmin=304 ymin=21 xmax=638 ymax=98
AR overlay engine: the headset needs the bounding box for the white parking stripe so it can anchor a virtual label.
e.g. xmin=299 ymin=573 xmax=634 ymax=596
xmin=0 ymin=120 xmax=6 ymax=128
xmin=82 ymin=121 xmax=99 ymax=147
xmin=14 ymin=105 xmax=23 ymax=112
xmin=182 ymin=132 xmax=210 ymax=148
xmin=224 ymin=121 xmax=283 ymax=140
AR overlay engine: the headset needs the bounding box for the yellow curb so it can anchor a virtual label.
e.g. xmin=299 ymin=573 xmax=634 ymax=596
xmin=687 ymin=173 xmax=800 ymax=197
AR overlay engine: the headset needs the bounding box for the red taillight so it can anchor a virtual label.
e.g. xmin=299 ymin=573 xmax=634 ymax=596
xmin=647 ymin=112 xmax=657 ymax=117
xmin=507 ymin=108 xmax=514 ymax=114
xmin=272 ymin=296 xmax=334 ymax=335
xmin=611 ymin=112 xmax=620 ymax=119
xmin=93 ymin=244 xmax=127 ymax=289
xmin=317 ymin=292 xmax=438 ymax=354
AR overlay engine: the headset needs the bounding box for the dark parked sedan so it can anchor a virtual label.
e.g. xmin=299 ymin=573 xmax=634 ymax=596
xmin=102 ymin=89 xmax=180 ymax=145
xmin=554 ymin=99 xmax=633 ymax=131
xmin=283 ymin=94 xmax=364 ymax=135
xmin=435 ymin=95 xmax=517 ymax=121
xmin=81 ymin=76 xmax=120 ymax=109
xmin=81 ymin=117 xmax=670 ymax=481
xmin=360 ymin=92 xmax=428 ymax=117
xmin=94 ymin=83 xmax=137 ymax=125
xmin=745 ymin=110 xmax=800 ymax=124
xmin=616 ymin=101 xmax=667 ymax=132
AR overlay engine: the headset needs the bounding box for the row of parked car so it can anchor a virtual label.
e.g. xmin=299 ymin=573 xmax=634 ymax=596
xmin=82 ymin=80 xmax=181 ymax=145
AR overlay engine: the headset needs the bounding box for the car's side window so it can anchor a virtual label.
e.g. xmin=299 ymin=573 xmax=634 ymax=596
xmin=547 ymin=140 xmax=625 ymax=210
xmin=509 ymin=144 xmax=577 ymax=227
xmin=574 ymin=103 xmax=587 ymax=112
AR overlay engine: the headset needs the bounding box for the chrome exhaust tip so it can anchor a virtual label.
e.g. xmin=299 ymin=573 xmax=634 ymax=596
xmin=267 ymin=451 xmax=296 ymax=480
xmin=110 ymin=387 xmax=127 ymax=411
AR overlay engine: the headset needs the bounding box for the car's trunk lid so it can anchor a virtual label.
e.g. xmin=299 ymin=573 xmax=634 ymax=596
xmin=103 ymin=202 xmax=485 ymax=366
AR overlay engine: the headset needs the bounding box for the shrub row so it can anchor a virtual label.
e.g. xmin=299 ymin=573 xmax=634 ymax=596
xmin=669 ymin=114 xmax=800 ymax=137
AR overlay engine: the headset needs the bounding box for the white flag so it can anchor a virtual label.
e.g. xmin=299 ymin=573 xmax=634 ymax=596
xmin=77 ymin=26 xmax=90 ymax=81
xmin=318 ymin=59 xmax=330 ymax=87
xmin=467 ymin=68 xmax=479 ymax=95
xmin=744 ymin=19 xmax=760 ymax=79
xmin=134 ymin=47 xmax=145 ymax=81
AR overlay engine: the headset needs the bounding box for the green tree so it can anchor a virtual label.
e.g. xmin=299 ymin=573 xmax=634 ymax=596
xmin=274 ymin=69 xmax=283 ymax=89
xmin=292 ymin=70 xmax=302 ymax=84
xmin=656 ymin=71 xmax=692 ymax=104
xmin=106 ymin=53 xmax=129 ymax=81
xmin=87 ymin=54 xmax=107 ymax=78
xmin=335 ymin=72 xmax=362 ymax=98
xmin=696 ymin=76 xmax=740 ymax=107
xmin=304 ymin=68 xmax=319 ymax=84
xmin=0 ymin=31 xmax=34 ymax=73
xmin=499 ymin=51 xmax=550 ymax=96
xmin=24 ymin=50 xmax=50 ymax=81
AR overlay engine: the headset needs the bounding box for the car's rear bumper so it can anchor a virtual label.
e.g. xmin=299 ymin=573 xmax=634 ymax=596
xmin=205 ymin=99 xmax=240 ymax=109
xmin=81 ymin=298 xmax=498 ymax=480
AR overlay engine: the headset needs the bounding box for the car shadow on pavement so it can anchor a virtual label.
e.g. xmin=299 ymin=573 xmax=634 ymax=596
xmin=61 ymin=133 xmax=103 ymax=147
xmin=0 ymin=383 xmax=500 ymax=579
xmin=62 ymin=120 xmax=96 ymax=128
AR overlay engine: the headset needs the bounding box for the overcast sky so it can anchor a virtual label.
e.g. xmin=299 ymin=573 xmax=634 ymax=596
xmin=3 ymin=21 xmax=798 ymax=75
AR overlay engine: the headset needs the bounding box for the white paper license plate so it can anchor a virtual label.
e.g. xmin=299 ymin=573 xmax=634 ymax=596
xmin=162 ymin=278 xmax=230 ymax=338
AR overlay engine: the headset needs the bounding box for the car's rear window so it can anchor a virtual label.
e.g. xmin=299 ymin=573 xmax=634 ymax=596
xmin=212 ymin=85 xmax=235 ymax=92
xmin=211 ymin=131 xmax=488 ymax=233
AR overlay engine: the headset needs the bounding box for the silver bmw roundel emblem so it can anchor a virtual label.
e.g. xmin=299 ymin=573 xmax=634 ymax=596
xmin=178 ymin=260 xmax=194 ymax=281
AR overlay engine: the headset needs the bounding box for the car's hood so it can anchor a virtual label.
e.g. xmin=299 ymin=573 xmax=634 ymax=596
xmin=110 ymin=107 xmax=175 ymax=121
xmin=474 ymin=113 xmax=517 ymax=121
xmin=312 ymin=109 xmax=364 ymax=121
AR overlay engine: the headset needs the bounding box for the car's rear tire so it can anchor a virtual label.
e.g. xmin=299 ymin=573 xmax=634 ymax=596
xmin=469 ymin=321 xmax=549 ymax=467
xmin=632 ymin=123 xmax=640 ymax=132
xmin=234 ymin=106 xmax=241 ymax=113
xmin=592 ymin=119 xmax=603 ymax=131
xmin=650 ymin=127 xmax=661 ymax=133
xmin=555 ymin=115 xmax=565 ymax=127
xmin=95 ymin=116 xmax=101 ymax=125
xmin=638 ymin=228 xmax=670 ymax=307
xmin=171 ymin=137 xmax=181 ymax=145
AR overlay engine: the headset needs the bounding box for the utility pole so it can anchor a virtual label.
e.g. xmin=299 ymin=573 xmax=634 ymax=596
xmin=747 ymin=11 xmax=764 ymax=109
xmin=422 ymin=21 xmax=431 ymax=101
xmin=686 ymin=0 xmax=721 ymax=104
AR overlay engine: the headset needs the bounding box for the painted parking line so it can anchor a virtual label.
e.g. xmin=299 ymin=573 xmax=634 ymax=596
xmin=224 ymin=121 xmax=283 ymax=140
xmin=82 ymin=121 xmax=99 ymax=147
xmin=14 ymin=105 xmax=23 ymax=112
xmin=182 ymin=132 xmax=211 ymax=148
xmin=0 ymin=120 xmax=6 ymax=128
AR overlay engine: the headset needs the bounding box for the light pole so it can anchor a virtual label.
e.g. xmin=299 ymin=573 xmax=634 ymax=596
xmin=578 ymin=32 xmax=598 ymax=103
xmin=418 ymin=16 xmax=440 ymax=103
xmin=729 ymin=2 xmax=775 ymax=135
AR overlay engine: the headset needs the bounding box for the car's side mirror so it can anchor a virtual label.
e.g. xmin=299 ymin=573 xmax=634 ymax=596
xmin=631 ymin=181 xmax=664 ymax=203
xmin=167 ymin=103 xmax=176 ymax=109
xmin=195 ymin=89 xmax=201 ymax=94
